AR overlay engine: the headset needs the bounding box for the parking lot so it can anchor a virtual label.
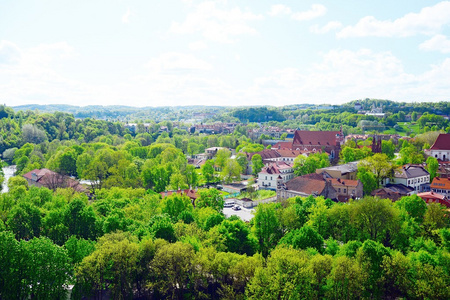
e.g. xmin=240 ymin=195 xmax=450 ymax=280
xmin=223 ymin=204 xmax=255 ymax=222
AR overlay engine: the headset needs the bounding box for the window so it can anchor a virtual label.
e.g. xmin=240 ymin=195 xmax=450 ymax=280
xmin=338 ymin=188 xmax=341 ymax=193
xmin=344 ymin=189 xmax=347 ymax=193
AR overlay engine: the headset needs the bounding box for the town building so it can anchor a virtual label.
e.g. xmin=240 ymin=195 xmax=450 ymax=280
xmin=425 ymin=133 xmax=450 ymax=161
xmin=277 ymin=173 xmax=337 ymax=200
xmin=417 ymin=191 xmax=450 ymax=208
xmin=392 ymin=165 xmax=430 ymax=193
xmin=430 ymin=177 xmax=450 ymax=198
xmin=371 ymin=184 xmax=414 ymax=201
xmin=258 ymin=162 xmax=294 ymax=190
xmin=272 ymin=130 xmax=344 ymax=161
xmin=23 ymin=168 xmax=86 ymax=192
xmin=327 ymin=178 xmax=363 ymax=200
xmin=316 ymin=161 xmax=358 ymax=180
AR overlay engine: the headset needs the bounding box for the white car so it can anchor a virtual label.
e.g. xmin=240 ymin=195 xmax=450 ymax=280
xmin=232 ymin=205 xmax=241 ymax=211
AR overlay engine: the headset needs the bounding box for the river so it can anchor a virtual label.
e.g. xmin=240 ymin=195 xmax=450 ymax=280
xmin=2 ymin=165 xmax=17 ymax=193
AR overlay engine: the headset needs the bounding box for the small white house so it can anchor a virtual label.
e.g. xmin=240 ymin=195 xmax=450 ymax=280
xmin=393 ymin=165 xmax=430 ymax=193
xmin=258 ymin=162 xmax=294 ymax=190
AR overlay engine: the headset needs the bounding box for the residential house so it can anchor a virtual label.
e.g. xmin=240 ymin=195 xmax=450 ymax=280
xmin=371 ymin=184 xmax=414 ymax=201
xmin=425 ymin=133 xmax=450 ymax=161
xmin=326 ymin=178 xmax=363 ymax=201
xmin=23 ymin=168 xmax=86 ymax=193
xmin=417 ymin=191 xmax=450 ymax=208
xmin=316 ymin=161 xmax=358 ymax=180
xmin=258 ymin=162 xmax=294 ymax=190
xmin=277 ymin=173 xmax=337 ymax=200
xmin=430 ymin=177 xmax=450 ymax=198
xmin=245 ymin=149 xmax=309 ymax=175
xmin=393 ymin=165 xmax=430 ymax=193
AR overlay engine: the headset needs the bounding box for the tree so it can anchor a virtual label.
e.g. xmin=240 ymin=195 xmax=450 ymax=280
xmin=184 ymin=164 xmax=199 ymax=188
xmin=381 ymin=140 xmax=396 ymax=159
xmin=357 ymin=167 xmax=378 ymax=195
xmin=22 ymin=124 xmax=48 ymax=144
xmin=358 ymin=153 xmax=392 ymax=187
xmin=7 ymin=201 xmax=42 ymax=240
xmin=351 ymin=197 xmax=399 ymax=242
xmin=252 ymin=203 xmax=282 ymax=257
xmin=169 ymin=172 xmax=187 ymax=190
xmin=279 ymin=225 xmax=324 ymax=253
xmin=426 ymin=156 xmax=439 ymax=182
xmin=23 ymin=237 xmax=71 ymax=299
xmin=221 ymin=159 xmax=241 ymax=183
xmin=294 ymin=153 xmax=329 ymax=175
xmin=235 ymin=152 xmax=248 ymax=174
xmin=251 ymin=154 xmax=264 ymax=176
xmin=151 ymin=242 xmax=195 ymax=299
xmin=76 ymin=233 xmax=140 ymax=299
xmin=195 ymin=188 xmax=224 ymax=212
xmin=201 ymin=159 xmax=215 ymax=183
xmin=215 ymin=148 xmax=231 ymax=169
xmin=216 ymin=219 xmax=256 ymax=255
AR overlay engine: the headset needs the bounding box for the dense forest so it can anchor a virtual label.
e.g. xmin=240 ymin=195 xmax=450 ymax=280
xmin=1 ymin=100 xmax=450 ymax=299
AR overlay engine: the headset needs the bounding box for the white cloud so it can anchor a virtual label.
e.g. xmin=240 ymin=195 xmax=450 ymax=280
xmin=122 ymin=8 xmax=131 ymax=24
xmin=145 ymin=52 xmax=213 ymax=73
xmin=268 ymin=4 xmax=292 ymax=16
xmin=310 ymin=21 xmax=342 ymax=34
xmin=337 ymin=1 xmax=450 ymax=38
xmin=245 ymin=48 xmax=450 ymax=105
xmin=420 ymin=34 xmax=450 ymax=53
xmin=169 ymin=1 xmax=263 ymax=43
xmin=291 ymin=4 xmax=326 ymax=21
xmin=189 ymin=41 xmax=208 ymax=51
xmin=0 ymin=40 xmax=22 ymax=64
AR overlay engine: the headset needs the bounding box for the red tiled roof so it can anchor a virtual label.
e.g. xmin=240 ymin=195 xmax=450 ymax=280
xmin=285 ymin=173 xmax=327 ymax=194
xmin=431 ymin=177 xmax=450 ymax=190
xmin=430 ymin=133 xmax=450 ymax=150
xmin=418 ymin=191 xmax=446 ymax=200
xmin=293 ymin=131 xmax=340 ymax=147
xmin=327 ymin=178 xmax=359 ymax=187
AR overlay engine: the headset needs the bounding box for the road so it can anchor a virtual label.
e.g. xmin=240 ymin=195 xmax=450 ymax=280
xmin=223 ymin=205 xmax=255 ymax=222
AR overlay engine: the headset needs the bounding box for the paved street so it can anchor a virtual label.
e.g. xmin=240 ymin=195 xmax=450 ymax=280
xmin=223 ymin=205 xmax=255 ymax=222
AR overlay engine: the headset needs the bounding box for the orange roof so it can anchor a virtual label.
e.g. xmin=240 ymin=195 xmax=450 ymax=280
xmin=431 ymin=177 xmax=450 ymax=190
xmin=327 ymin=178 xmax=359 ymax=187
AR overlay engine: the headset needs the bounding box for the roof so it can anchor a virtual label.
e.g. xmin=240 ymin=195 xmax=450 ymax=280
xmin=292 ymin=130 xmax=340 ymax=147
xmin=431 ymin=177 xmax=450 ymax=190
xmin=160 ymin=189 xmax=198 ymax=199
xmin=371 ymin=184 xmax=414 ymax=201
xmin=327 ymin=178 xmax=359 ymax=187
xmin=316 ymin=161 xmax=358 ymax=175
xmin=385 ymin=184 xmax=415 ymax=194
xmin=23 ymin=168 xmax=55 ymax=182
xmin=260 ymin=162 xmax=293 ymax=175
xmin=394 ymin=165 xmax=429 ymax=179
xmin=417 ymin=191 xmax=446 ymax=200
xmin=430 ymin=133 xmax=450 ymax=150
xmin=285 ymin=173 xmax=327 ymax=195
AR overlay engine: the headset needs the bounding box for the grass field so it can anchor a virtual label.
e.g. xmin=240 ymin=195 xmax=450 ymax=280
xmin=383 ymin=122 xmax=422 ymax=136
xmin=237 ymin=189 xmax=276 ymax=201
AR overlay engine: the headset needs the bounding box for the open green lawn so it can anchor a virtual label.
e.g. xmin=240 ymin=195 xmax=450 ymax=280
xmin=237 ymin=189 xmax=276 ymax=201
xmin=383 ymin=122 xmax=422 ymax=136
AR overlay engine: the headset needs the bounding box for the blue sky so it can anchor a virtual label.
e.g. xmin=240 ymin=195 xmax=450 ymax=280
xmin=1 ymin=0 xmax=450 ymax=107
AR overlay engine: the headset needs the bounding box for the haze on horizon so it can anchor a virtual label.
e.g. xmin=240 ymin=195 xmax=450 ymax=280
xmin=1 ymin=0 xmax=450 ymax=108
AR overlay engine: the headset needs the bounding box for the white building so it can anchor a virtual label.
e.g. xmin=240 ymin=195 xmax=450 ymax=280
xmin=258 ymin=162 xmax=294 ymax=190
xmin=393 ymin=165 xmax=430 ymax=193
xmin=425 ymin=133 xmax=450 ymax=161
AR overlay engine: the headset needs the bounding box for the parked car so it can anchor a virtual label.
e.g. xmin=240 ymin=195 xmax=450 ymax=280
xmin=232 ymin=205 xmax=241 ymax=211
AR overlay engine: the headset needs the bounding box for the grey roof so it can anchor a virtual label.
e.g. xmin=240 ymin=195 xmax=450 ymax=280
xmin=394 ymin=165 xmax=429 ymax=179
xmin=384 ymin=184 xmax=414 ymax=194
xmin=317 ymin=161 xmax=358 ymax=174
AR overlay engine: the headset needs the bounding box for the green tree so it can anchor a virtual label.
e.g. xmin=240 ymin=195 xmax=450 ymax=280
xmin=7 ymin=201 xmax=42 ymax=240
xmin=195 ymin=188 xmax=224 ymax=212
xmin=426 ymin=156 xmax=439 ymax=182
xmin=294 ymin=152 xmax=330 ymax=175
xmin=252 ymin=203 xmax=282 ymax=257
xmin=215 ymin=148 xmax=231 ymax=169
xmin=221 ymin=159 xmax=241 ymax=183
xmin=279 ymin=225 xmax=324 ymax=253
xmin=235 ymin=152 xmax=248 ymax=174
xmin=201 ymin=159 xmax=215 ymax=183
xmin=251 ymin=154 xmax=264 ymax=176
xmin=358 ymin=153 xmax=392 ymax=187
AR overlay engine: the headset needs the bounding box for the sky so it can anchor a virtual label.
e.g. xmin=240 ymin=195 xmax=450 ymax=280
xmin=1 ymin=0 xmax=450 ymax=107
